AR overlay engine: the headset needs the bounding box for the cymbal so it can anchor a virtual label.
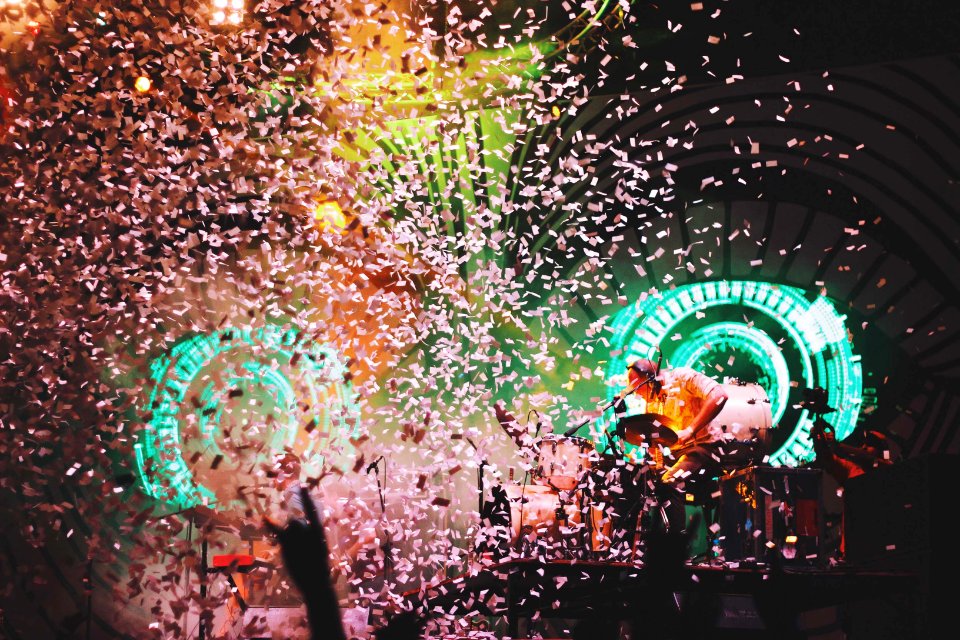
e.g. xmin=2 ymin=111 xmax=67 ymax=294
xmin=618 ymin=413 xmax=679 ymax=447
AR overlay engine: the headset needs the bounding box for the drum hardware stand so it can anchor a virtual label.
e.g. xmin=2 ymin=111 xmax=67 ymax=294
xmin=578 ymin=475 xmax=600 ymax=561
xmin=140 ymin=504 xmax=219 ymax=639
xmin=83 ymin=556 xmax=93 ymax=640
xmin=553 ymin=504 xmax=570 ymax=558
xmin=367 ymin=457 xmax=394 ymax=587
xmin=465 ymin=437 xmax=486 ymax=515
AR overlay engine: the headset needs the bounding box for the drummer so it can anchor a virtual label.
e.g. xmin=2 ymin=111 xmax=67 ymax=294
xmin=624 ymin=358 xmax=732 ymax=534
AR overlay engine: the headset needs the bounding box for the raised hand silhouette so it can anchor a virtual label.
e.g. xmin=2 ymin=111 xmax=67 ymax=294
xmin=264 ymin=484 xmax=347 ymax=640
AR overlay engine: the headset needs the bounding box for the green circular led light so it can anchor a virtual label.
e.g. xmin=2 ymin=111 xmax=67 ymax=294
xmin=134 ymin=325 xmax=358 ymax=510
xmin=670 ymin=322 xmax=791 ymax=425
xmin=602 ymin=280 xmax=862 ymax=467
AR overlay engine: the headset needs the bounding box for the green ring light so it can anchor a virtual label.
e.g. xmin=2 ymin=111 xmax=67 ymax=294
xmin=134 ymin=325 xmax=358 ymax=510
xmin=601 ymin=280 xmax=862 ymax=467
xmin=670 ymin=322 xmax=791 ymax=426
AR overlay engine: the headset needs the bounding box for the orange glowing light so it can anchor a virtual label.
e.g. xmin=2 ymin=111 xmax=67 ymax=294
xmin=313 ymin=200 xmax=347 ymax=233
xmin=134 ymin=76 xmax=152 ymax=93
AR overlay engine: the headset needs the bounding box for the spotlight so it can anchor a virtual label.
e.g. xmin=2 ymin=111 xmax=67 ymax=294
xmin=210 ymin=0 xmax=244 ymax=26
xmin=134 ymin=76 xmax=152 ymax=93
xmin=313 ymin=200 xmax=347 ymax=233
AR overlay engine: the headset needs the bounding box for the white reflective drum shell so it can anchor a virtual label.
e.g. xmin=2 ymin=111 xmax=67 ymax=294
xmin=503 ymin=484 xmax=582 ymax=549
xmin=708 ymin=381 xmax=773 ymax=446
xmin=534 ymin=434 xmax=595 ymax=491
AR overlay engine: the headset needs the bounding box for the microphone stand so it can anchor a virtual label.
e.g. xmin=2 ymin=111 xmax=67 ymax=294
xmin=561 ymin=375 xmax=656 ymax=455
xmin=367 ymin=457 xmax=393 ymax=588
xmin=465 ymin=437 xmax=486 ymax=515
xmin=84 ymin=557 xmax=92 ymax=640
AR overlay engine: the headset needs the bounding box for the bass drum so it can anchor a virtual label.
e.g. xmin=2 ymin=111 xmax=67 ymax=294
xmin=709 ymin=380 xmax=773 ymax=447
xmin=504 ymin=484 xmax=583 ymax=557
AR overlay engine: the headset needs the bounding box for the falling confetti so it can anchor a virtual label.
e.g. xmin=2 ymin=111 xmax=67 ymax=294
xmin=1 ymin=1 xmax=953 ymax=638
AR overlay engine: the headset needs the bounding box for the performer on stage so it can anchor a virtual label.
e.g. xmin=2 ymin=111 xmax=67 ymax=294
xmin=624 ymin=358 xmax=734 ymax=534
xmin=810 ymin=422 xmax=894 ymax=485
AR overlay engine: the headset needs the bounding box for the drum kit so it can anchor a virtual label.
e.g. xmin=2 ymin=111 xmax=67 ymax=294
xmin=482 ymin=380 xmax=773 ymax=564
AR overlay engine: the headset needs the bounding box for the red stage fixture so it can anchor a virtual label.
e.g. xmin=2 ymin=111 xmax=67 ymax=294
xmin=211 ymin=554 xmax=256 ymax=571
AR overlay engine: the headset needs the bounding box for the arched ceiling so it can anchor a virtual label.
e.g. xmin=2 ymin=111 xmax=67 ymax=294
xmin=490 ymin=53 xmax=960 ymax=458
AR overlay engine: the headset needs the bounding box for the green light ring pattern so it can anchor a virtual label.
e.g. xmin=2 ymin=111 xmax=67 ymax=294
xmin=195 ymin=362 xmax=297 ymax=455
xmin=603 ymin=283 xmax=818 ymax=450
xmin=602 ymin=281 xmax=862 ymax=467
xmin=134 ymin=326 xmax=358 ymax=509
xmin=669 ymin=322 xmax=791 ymax=425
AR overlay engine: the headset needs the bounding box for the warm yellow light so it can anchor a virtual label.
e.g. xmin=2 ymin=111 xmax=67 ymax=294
xmin=134 ymin=76 xmax=152 ymax=93
xmin=551 ymin=105 xmax=561 ymax=118
xmin=313 ymin=201 xmax=347 ymax=233
xmin=210 ymin=0 xmax=243 ymax=25
xmin=784 ymin=535 xmax=798 ymax=544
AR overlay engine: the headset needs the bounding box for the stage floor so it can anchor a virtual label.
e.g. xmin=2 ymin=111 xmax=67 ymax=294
xmin=404 ymin=557 xmax=921 ymax=639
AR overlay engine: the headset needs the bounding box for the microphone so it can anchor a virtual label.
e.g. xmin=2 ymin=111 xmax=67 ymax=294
xmin=365 ymin=456 xmax=383 ymax=474
xmin=562 ymin=421 xmax=585 ymax=437
xmin=561 ymin=374 xmax=651 ymax=438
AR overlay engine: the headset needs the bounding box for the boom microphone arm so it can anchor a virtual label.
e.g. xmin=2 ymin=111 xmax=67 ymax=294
xmin=561 ymin=374 xmax=655 ymax=438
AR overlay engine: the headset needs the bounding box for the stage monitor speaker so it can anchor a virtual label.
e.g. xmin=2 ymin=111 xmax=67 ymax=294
xmin=843 ymin=452 xmax=953 ymax=569
xmin=719 ymin=465 xmax=825 ymax=567
xmin=842 ymin=453 xmax=958 ymax=639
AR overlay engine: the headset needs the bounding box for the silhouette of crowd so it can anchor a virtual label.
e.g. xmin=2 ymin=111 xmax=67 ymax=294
xmin=268 ymin=486 xmax=825 ymax=640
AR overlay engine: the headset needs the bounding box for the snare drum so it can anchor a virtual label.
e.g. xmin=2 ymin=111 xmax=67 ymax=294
xmin=534 ymin=434 xmax=595 ymax=491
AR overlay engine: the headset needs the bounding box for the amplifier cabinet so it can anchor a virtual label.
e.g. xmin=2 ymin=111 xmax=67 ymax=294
xmin=842 ymin=453 xmax=959 ymax=639
xmin=719 ymin=465 xmax=825 ymax=567
xmin=843 ymin=453 xmax=954 ymax=569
